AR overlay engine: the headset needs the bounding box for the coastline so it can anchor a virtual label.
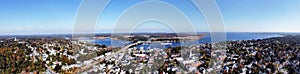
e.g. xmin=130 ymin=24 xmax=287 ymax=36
xmin=93 ymin=33 xmax=283 ymax=47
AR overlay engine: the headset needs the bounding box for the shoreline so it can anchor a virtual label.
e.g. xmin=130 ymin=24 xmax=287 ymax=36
xmin=93 ymin=33 xmax=283 ymax=47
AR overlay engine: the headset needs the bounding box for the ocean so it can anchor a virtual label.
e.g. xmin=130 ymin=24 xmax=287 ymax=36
xmin=94 ymin=32 xmax=283 ymax=48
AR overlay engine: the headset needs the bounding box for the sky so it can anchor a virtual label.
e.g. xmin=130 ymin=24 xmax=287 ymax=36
xmin=1 ymin=0 xmax=300 ymax=35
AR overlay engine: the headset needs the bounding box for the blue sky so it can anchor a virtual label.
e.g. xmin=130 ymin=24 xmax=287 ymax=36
xmin=0 ymin=0 xmax=300 ymax=34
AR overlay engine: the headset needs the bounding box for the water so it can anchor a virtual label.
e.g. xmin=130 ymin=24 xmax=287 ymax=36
xmin=199 ymin=32 xmax=283 ymax=44
xmin=94 ymin=32 xmax=283 ymax=48
xmin=94 ymin=38 xmax=131 ymax=47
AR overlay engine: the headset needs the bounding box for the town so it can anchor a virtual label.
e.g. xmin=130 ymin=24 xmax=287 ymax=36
xmin=0 ymin=34 xmax=299 ymax=74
